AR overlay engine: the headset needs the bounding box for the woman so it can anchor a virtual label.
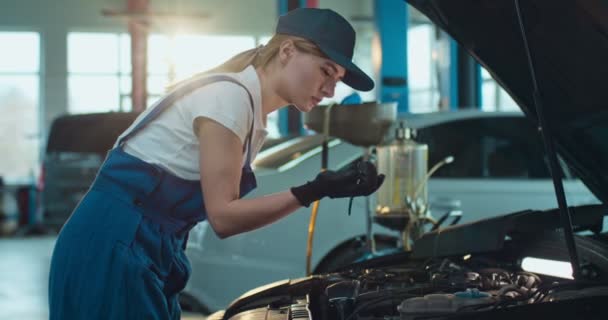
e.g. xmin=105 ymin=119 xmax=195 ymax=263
xmin=49 ymin=8 xmax=384 ymax=319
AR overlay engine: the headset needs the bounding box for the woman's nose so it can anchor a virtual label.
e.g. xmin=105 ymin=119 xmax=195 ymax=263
xmin=321 ymin=81 xmax=336 ymax=98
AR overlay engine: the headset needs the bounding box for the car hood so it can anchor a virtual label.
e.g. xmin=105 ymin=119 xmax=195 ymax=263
xmin=406 ymin=0 xmax=608 ymax=204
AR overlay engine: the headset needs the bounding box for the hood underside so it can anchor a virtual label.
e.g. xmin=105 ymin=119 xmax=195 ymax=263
xmin=407 ymin=0 xmax=608 ymax=204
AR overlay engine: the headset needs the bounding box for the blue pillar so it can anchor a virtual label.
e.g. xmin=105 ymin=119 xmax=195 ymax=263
xmin=374 ymin=0 xmax=409 ymax=114
xmin=277 ymin=0 xmax=288 ymax=15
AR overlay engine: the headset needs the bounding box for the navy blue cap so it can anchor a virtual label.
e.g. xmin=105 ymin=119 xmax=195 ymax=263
xmin=276 ymin=8 xmax=374 ymax=92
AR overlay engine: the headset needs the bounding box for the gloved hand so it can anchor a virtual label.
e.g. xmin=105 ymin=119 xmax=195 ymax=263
xmin=290 ymin=160 xmax=385 ymax=207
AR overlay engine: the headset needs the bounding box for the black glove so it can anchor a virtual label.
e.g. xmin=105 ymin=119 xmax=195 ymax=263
xmin=291 ymin=160 xmax=385 ymax=207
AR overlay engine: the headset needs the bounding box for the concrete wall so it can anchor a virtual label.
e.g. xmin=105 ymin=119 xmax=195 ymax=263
xmin=0 ymin=0 xmax=372 ymax=139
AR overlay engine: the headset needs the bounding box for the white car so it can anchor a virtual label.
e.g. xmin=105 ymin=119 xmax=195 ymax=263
xmin=181 ymin=110 xmax=597 ymax=313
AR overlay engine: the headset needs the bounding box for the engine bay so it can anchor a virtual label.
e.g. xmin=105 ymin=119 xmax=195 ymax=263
xmin=217 ymin=205 xmax=608 ymax=320
xmin=220 ymin=254 xmax=608 ymax=320
xmin=317 ymin=257 xmax=608 ymax=320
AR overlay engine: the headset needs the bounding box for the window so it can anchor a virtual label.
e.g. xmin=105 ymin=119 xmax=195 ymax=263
xmin=69 ymin=32 xmax=261 ymax=114
xmin=481 ymin=67 xmax=519 ymax=112
xmin=67 ymin=32 xmax=290 ymax=138
xmin=67 ymin=32 xmax=131 ymax=114
xmin=0 ymin=32 xmax=40 ymax=182
xmin=408 ymin=24 xmax=440 ymax=113
xmin=148 ymin=34 xmax=256 ymax=105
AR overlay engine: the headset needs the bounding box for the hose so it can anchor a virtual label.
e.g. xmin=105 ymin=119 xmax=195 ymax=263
xmin=306 ymin=199 xmax=321 ymax=276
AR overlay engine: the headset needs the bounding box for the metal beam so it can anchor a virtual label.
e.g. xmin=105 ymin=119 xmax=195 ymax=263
xmin=374 ymin=0 xmax=409 ymax=114
xmin=443 ymin=37 xmax=482 ymax=110
xmin=127 ymin=0 xmax=149 ymax=112
xmin=457 ymin=44 xmax=482 ymax=109
xmin=449 ymin=38 xmax=459 ymax=110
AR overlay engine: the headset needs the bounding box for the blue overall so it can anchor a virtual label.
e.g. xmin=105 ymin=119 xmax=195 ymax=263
xmin=48 ymin=75 xmax=257 ymax=319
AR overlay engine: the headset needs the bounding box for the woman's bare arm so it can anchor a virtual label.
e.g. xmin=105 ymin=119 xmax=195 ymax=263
xmin=196 ymin=117 xmax=303 ymax=239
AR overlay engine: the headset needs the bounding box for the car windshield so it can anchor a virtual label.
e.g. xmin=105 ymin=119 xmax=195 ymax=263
xmin=416 ymin=116 xmax=552 ymax=179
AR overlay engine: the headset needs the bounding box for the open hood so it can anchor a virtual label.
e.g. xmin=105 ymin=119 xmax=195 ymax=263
xmin=407 ymin=0 xmax=608 ymax=204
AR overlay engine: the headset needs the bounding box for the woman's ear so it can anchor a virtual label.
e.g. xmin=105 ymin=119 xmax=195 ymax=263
xmin=278 ymin=40 xmax=295 ymax=66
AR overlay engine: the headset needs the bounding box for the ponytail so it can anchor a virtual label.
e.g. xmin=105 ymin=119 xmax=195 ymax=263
xmin=166 ymin=34 xmax=326 ymax=92
xmin=201 ymin=46 xmax=261 ymax=74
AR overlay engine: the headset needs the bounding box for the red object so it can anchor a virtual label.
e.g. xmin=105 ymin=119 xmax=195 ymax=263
xmin=306 ymin=0 xmax=319 ymax=8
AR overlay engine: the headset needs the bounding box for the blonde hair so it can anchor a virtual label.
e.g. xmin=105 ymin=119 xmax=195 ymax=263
xmin=166 ymin=34 xmax=327 ymax=91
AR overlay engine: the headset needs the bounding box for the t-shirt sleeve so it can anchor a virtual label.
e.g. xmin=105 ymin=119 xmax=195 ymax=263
xmin=179 ymin=81 xmax=253 ymax=144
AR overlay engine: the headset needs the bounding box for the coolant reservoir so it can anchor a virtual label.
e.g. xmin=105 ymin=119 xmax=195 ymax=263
xmin=375 ymin=122 xmax=428 ymax=217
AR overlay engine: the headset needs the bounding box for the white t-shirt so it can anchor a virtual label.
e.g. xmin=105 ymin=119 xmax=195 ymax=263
xmin=115 ymin=66 xmax=268 ymax=180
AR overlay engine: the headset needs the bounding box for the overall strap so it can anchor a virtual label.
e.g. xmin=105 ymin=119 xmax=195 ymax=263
xmin=118 ymin=74 xmax=256 ymax=164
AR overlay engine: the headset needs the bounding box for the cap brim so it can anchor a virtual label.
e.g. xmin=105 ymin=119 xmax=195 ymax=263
xmin=320 ymin=46 xmax=375 ymax=92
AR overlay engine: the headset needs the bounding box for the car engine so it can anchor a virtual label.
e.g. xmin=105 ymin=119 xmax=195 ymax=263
xmin=216 ymin=254 xmax=608 ymax=320
xmin=215 ymin=207 xmax=608 ymax=320
xmin=320 ymin=259 xmax=550 ymax=320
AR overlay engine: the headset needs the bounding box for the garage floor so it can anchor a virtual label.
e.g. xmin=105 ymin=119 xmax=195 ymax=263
xmin=0 ymin=236 xmax=206 ymax=320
